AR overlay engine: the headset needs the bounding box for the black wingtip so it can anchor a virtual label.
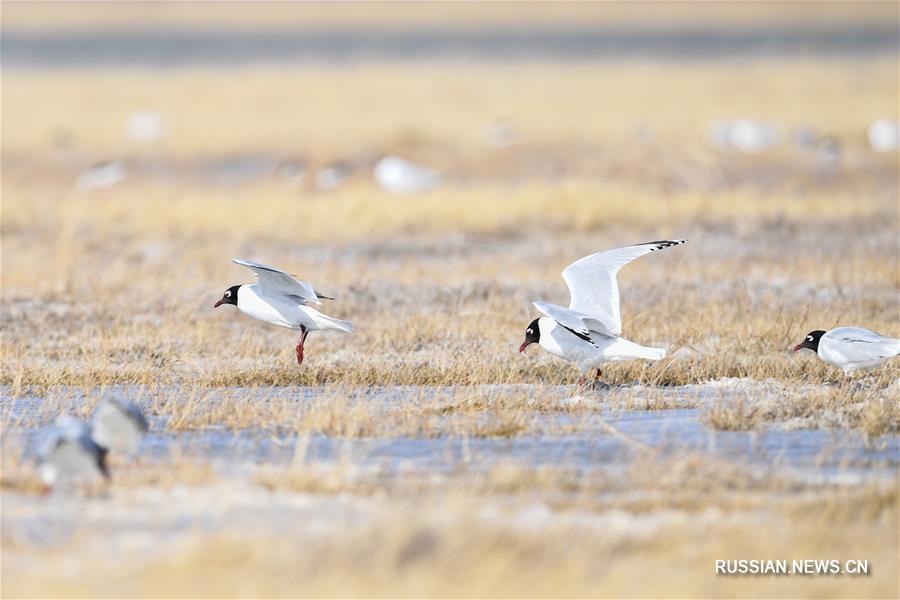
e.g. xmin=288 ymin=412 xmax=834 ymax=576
xmin=642 ymin=239 xmax=687 ymax=251
xmin=316 ymin=291 xmax=334 ymax=300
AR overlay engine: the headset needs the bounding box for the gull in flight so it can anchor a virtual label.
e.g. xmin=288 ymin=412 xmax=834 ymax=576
xmin=215 ymin=259 xmax=353 ymax=365
xmin=519 ymin=240 xmax=686 ymax=385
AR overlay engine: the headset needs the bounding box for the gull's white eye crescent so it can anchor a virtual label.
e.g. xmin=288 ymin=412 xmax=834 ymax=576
xmin=807 ymin=335 xmax=813 ymax=341
xmin=225 ymin=290 xmax=231 ymax=297
xmin=527 ymin=328 xmax=533 ymax=335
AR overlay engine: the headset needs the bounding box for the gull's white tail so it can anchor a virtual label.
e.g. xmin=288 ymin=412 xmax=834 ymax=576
xmin=632 ymin=344 xmax=666 ymax=361
xmin=321 ymin=315 xmax=354 ymax=334
xmin=889 ymin=338 xmax=900 ymax=355
xmin=609 ymin=338 xmax=666 ymax=361
xmin=301 ymin=305 xmax=354 ymax=334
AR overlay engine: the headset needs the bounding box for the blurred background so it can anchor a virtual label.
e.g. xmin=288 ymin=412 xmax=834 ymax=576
xmin=3 ymin=1 xmax=898 ymax=293
xmin=2 ymin=1 xmax=897 ymax=204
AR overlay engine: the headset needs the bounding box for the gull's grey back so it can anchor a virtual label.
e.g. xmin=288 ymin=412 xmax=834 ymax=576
xmin=821 ymin=327 xmax=900 ymax=371
xmin=827 ymin=326 xmax=895 ymax=344
xmin=91 ymin=398 xmax=149 ymax=455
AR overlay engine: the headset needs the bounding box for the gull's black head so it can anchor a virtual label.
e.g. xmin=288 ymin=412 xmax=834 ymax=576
xmin=794 ymin=330 xmax=826 ymax=352
xmin=519 ymin=318 xmax=541 ymax=353
xmin=214 ymin=285 xmax=241 ymax=308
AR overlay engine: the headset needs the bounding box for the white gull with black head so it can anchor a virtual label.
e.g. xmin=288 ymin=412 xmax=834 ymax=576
xmin=215 ymin=259 xmax=353 ymax=365
xmin=794 ymin=326 xmax=900 ymax=374
xmin=519 ymin=240 xmax=686 ymax=382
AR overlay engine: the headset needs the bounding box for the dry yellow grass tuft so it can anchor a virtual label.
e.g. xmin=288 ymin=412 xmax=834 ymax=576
xmin=703 ymin=383 xmax=900 ymax=436
xmin=704 ymin=397 xmax=763 ymax=431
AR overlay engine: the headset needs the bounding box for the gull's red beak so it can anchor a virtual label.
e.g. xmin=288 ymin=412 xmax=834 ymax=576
xmin=519 ymin=340 xmax=531 ymax=353
xmin=793 ymin=343 xmax=804 ymax=352
xmin=214 ymin=299 xmax=224 ymax=308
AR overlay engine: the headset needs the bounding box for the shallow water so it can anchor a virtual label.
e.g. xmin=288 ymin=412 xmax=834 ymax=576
xmin=2 ymin=381 xmax=897 ymax=583
xmin=3 ymin=383 xmax=897 ymax=485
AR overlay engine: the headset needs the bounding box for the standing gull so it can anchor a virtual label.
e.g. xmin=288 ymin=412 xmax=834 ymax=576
xmin=519 ymin=240 xmax=686 ymax=384
xmin=37 ymin=416 xmax=109 ymax=489
xmin=794 ymin=327 xmax=900 ymax=374
xmin=35 ymin=401 xmax=149 ymax=491
xmin=215 ymin=259 xmax=353 ymax=364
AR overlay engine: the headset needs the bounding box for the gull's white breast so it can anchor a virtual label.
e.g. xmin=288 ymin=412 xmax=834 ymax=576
xmin=537 ymin=317 xmax=666 ymax=373
xmin=237 ymin=285 xmax=314 ymax=330
xmin=538 ymin=318 xmax=611 ymax=371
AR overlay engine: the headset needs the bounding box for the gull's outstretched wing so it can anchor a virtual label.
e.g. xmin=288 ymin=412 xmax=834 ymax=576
xmin=533 ymin=301 xmax=613 ymax=339
xmin=561 ymin=240 xmax=686 ymax=336
xmin=233 ymin=258 xmax=325 ymax=304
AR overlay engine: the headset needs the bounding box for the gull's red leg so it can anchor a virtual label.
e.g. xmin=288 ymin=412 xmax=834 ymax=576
xmin=295 ymin=326 xmax=308 ymax=365
xmin=595 ymin=368 xmax=603 ymax=381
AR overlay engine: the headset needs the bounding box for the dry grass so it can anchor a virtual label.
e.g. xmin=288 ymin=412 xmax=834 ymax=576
xmin=2 ymin=189 xmax=898 ymax=389
xmin=2 ymin=62 xmax=897 ymax=398
xmin=701 ymin=380 xmax=900 ymax=435
xmin=2 ymin=454 xmax=897 ymax=598
xmin=249 ymin=451 xmax=813 ymax=500
xmin=704 ymin=397 xmax=764 ymax=432
xmin=4 ymin=254 xmax=896 ymax=390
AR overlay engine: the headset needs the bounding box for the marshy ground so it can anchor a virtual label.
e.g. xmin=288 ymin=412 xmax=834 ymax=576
xmin=1 ymin=2 xmax=899 ymax=598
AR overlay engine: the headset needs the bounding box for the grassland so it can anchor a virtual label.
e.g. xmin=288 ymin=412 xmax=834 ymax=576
xmin=3 ymin=62 xmax=899 ymax=383
xmin=1 ymin=46 xmax=899 ymax=599
xmin=2 ymin=62 xmax=898 ymax=435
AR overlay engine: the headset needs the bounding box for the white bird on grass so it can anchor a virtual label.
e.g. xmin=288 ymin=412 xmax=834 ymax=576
xmin=214 ymin=259 xmax=353 ymax=365
xmin=519 ymin=240 xmax=686 ymax=385
xmin=374 ymin=155 xmax=441 ymax=194
xmin=793 ymin=327 xmax=900 ymax=375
